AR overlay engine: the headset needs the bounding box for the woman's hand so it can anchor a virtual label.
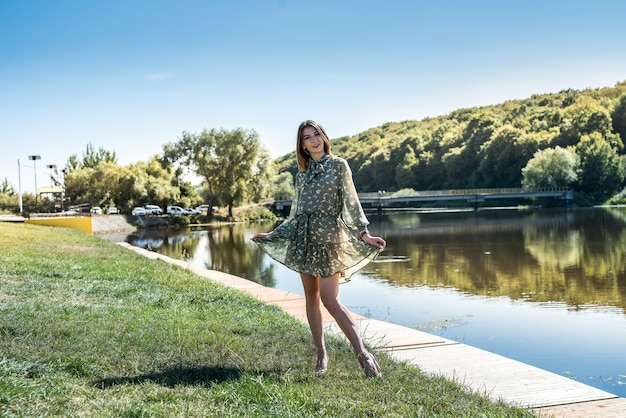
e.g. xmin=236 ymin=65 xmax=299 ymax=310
xmin=363 ymin=233 xmax=386 ymax=250
xmin=251 ymin=231 xmax=276 ymax=240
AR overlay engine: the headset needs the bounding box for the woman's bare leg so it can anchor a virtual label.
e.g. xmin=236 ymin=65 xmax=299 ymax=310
xmin=318 ymin=273 xmax=366 ymax=355
xmin=300 ymin=273 xmax=327 ymax=369
xmin=319 ymin=273 xmax=382 ymax=377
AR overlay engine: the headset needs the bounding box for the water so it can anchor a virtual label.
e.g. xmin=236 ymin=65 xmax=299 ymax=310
xmin=101 ymin=207 xmax=626 ymax=397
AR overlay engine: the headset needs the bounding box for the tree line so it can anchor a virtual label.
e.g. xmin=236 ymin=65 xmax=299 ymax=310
xmin=2 ymin=81 xmax=626 ymax=215
xmin=276 ymin=81 xmax=626 ymax=204
xmin=0 ymin=131 xmax=278 ymax=217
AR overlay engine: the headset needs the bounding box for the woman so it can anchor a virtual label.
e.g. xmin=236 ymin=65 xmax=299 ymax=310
xmin=252 ymin=120 xmax=386 ymax=377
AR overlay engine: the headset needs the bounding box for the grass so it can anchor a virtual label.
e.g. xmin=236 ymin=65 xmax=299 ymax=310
xmin=0 ymin=222 xmax=537 ymax=417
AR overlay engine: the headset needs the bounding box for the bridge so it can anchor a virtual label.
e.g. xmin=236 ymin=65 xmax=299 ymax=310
xmin=273 ymin=187 xmax=573 ymax=213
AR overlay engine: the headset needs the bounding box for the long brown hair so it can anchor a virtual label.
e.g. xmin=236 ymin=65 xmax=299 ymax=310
xmin=296 ymin=120 xmax=332 ymax=170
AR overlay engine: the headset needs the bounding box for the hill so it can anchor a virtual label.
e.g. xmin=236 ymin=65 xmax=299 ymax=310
xmin=275 ymin=81 xmax=626 ymax=202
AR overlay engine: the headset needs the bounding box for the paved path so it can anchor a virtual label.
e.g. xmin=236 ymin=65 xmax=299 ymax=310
xmin=0 ymin=214 xmax=25 ymax=222
xmin=118 ymin=243 xmax=626 ymax=417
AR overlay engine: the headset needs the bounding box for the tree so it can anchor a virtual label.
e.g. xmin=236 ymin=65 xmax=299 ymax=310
xmin=554 ymin=99 xmax=622 ymax=150
xmin=64 ymin=156 xmax=186 ymax=212
xmin=522 ymin=146 xmax=578 ymax=190
xmin=272 ymin=171 xmax=294 ymax=201
xmin=164 ymin=128 xmax=271 ymax=218
xmin=245 ymin=147 xmax=273 ymax=204
xmin=575 ymin=132 xmax=625 ymax=201
xmin=611 ymin=95 xmax=626 ymax=147
xmin=395 ymin=147 xmax=418 ymax=189
xmin=269 ymin=82 xmax=626 ymax=200
xmin=1 ymin=178 xmax=15 ymax=196
xmin=443 ymin=114 xmax=498 ymax=188
xmin=0 ymin=178 xmax=19 ymax=214
xmin=67 ymin=143 xmax=118 ymax=170
xmin=476 ymin=126 xmax=539 ymax=187
xmin=64 ymin=167 xmax=96 ymax=205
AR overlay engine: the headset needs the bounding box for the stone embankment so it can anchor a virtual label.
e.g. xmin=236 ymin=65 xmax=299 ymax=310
xmin=91 ymin=214 xmax=169 ymax=234
xmin=91 ymin=214 xmax=136 ymax=234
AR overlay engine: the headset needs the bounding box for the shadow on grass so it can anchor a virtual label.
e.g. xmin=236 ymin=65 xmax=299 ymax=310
xmin=93 ymin=365 xmax=243 ymax=389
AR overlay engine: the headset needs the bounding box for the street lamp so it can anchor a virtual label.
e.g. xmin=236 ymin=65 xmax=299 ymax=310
xmin=46 ymin=164 xmax=57 ymax=188
xmin=18 ymin=159 xmax=23 ymax=213
xmin=61 ymin=168 xmax=67 ymax=212
xmin=47 ymin=164 xmax=57 ymax=211
xmin=28 ymin=155 xmax=41 ymax=204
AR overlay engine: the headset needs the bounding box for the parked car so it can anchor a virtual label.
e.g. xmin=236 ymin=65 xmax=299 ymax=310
xmin=90 ymin=206 xmax=102 ymax=214
xmin=167 ymin=205 xmax=187 ymax=215
xmin=184 ymin=207 xmax=201 ymax=215
xmin=195 ymin=204 xmax=217 ymax=214
xmin=144 ymin=204 xmax=163 ymax=215
xmin=107 ymin=207 xmax=119 ymax=214
xmin=131 ymin=207 xmax=147 ymax=216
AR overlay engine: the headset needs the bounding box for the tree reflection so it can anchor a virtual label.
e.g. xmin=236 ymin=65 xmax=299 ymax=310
xmin=127 ymin=225 xmax=276 ymax=288
xmin=125 ymin=208 xmax=626 ymax=313
xmin=203 ymin=224 xmax=276 ymax=288
xmin=364 ymin=208 xmax=626 ymax=312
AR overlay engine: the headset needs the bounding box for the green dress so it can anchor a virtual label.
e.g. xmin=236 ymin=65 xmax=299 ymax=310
xmin=253 ymin=154 xmax=381 ymax=281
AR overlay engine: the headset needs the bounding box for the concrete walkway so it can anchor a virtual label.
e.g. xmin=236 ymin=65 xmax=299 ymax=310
xmin=0 ymin=214 xmax=26 ymax=222
xmin=118 ymin=243 xmax=626 ymax=417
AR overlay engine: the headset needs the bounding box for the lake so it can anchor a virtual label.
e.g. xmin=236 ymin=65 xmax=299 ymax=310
xmin=101 ymin=207 xmax=626 ymax=397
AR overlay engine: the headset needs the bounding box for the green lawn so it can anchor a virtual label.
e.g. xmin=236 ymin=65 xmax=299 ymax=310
xmin=0 ymin=222 xmax=536 ymax=417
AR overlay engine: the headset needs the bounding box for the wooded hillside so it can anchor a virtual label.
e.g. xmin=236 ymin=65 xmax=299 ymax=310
xmin=276 ymin=81 xmax=626 ymax=202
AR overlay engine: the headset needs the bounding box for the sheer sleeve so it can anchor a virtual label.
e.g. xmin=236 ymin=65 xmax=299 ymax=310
xmin=339 ymin=159 xmax=369 ymax=230
xmin=289 ymin=173 xmax=300 ymax=218
xmin=274 ymin=172 xmax=300 ymax=234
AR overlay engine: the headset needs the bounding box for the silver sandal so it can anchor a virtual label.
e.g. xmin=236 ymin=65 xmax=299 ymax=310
xmin=357 ymin=350 xmax=382 ymax=378
xmin=315 ymin=353 xmax=328 ymax=374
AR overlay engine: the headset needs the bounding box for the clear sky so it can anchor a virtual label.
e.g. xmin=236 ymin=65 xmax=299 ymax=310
xmin=2 ymin=0 xmax=625 ymax=194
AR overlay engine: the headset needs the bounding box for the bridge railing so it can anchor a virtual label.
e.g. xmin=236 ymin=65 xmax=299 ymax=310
xmin=358 ymin=187 xmax=571 ymax=199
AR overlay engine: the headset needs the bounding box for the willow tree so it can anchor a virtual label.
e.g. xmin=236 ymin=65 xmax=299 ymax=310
xmin=521 ymin=146 xmax=578 ymax=190
xmin=575 ymin=132 xmax=625 ymax=201
xmin=164 ymin=128 xmax=271 ymax=218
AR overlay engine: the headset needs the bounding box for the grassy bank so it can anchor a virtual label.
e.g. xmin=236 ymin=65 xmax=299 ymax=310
xmin=0 ymin=223 xmax=536 ymax=417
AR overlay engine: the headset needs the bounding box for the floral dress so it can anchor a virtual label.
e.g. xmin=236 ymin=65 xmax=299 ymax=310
xmin=253 ymin=154 xmax=381 ymax=281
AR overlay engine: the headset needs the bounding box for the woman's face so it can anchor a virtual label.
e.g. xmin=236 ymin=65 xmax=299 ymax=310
xmin=302 ymin=126 xmax=325 ymax=160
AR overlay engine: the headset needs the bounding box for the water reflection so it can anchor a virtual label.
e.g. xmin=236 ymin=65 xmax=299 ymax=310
xmin=121 ymin=225 xmax=278 ymax=288
xmin=371 ymin=208 xmax=626 ymax=313
xmin=101 ymin=207 xmax=626 ymax=397
xmin=107 ymin=208 xmax=626 ymax=312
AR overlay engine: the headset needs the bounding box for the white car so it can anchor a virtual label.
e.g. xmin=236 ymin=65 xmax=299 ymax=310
xmin=184 ymin=207 xmax=201 ymax=215
xmin=90 ymin=206 xmax=102 ymax=214
xmin=167 ymin=205 xmax=187 ymax=215
xmin=196 ymin=204 xmax=217 ymax=214
xmin=144 ymin=204 xmax=163 ymax=215
xmin=131 ymin=207 xmax=147 ymax=216
xmin=107 ymin=207 xmax=119 ymax=214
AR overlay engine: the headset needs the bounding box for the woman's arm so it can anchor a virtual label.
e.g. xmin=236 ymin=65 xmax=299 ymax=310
xmin=339 ymin=159 xmax=386 ymax=249
xmin=339 ymin=159 xmax=370 ymax=229
xmin=251 ymin=172 xmax=300 ymax=241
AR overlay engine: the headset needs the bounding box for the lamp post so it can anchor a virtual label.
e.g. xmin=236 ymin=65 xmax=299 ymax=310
xmin=61 ymin=168 xmax=67 ymax=212
xmin=46 ymin=164 xmax=57 ymax=187
xmin=18 ymin=159 xmax=23 ymax=213
xmin=47 ymin=164 xmax=57 ymax=211
xmin=28 ymin=155 xmax=41 ymax=205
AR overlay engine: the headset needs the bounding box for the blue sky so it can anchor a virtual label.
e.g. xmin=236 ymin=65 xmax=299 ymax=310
xmin=2 ymin=0 xmax=625 ymax=194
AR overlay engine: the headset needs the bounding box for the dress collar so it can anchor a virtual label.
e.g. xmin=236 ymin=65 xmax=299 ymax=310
xmin=303 ymin=154 xmax=329 ymax=183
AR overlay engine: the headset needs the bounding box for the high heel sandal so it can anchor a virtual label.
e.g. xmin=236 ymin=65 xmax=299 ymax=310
xmin=357 ymin=350 xmax=382 ymax=378
xmin=315 ymin=353 xmax=328 ymax=374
